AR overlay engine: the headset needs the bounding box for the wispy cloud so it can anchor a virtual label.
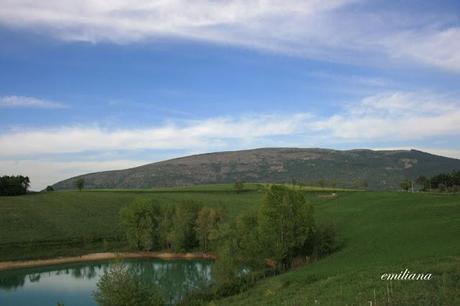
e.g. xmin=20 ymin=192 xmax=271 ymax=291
xmin=0 ymin=95 xmax=67 ymax=109
xmin=311 ymin=91 xmax=460 ymax=140
xmin=0 ymin=91 xmax=459 ymax=157
xmin=0 ymin=0 xmax=459 ymax=71
xmin=0 ymin=113 xmax=311 ymax=156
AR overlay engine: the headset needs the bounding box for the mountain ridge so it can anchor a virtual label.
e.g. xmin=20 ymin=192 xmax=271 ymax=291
xmin=52 ymin=148 xmax=460 ymax=190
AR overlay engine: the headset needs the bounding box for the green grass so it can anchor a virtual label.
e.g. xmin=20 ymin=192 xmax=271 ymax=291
xmin=216 ymin=191 xmax=460 ymax=305
xmin=0 ymin=186 xmax=262 ymax=261
xmin=1 ymin=185 xmax=459 ymax=304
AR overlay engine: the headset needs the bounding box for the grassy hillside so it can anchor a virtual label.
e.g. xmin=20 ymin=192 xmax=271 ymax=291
xmin=217 ymin=192 xmax=460 ymax=305
xmin=0 ymin=185 xmax=459 ymax=304
xmin=0 ymin=185 xmax=263 ymax=261
xmin=52 ymin=148 xmax=460 ymax=190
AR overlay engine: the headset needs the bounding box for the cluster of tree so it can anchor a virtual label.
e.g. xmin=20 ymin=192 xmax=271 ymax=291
xmin=119 ymin=200 xmax=225 ymax=252
xmin=0 ymin=175 xmax=30 ymax=196
xmin=117 ymin=185 xmax=338 ymax=304
xmin=415 ymin=170 xmax=460 ymax=192
xmin=212 ymin=185 xmax=338 ymax=285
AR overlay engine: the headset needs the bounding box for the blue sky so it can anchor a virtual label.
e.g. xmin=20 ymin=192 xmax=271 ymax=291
xmin=1 ymin=0 xmax=460 ymax=190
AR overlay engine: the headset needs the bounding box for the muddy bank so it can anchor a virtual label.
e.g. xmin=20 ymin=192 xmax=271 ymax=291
xmin=0 ymin=252 xmax=216 ymax=272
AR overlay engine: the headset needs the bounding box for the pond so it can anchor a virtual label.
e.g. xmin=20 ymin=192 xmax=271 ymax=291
xmin=0 ymin=259 xmax=213 ymax=306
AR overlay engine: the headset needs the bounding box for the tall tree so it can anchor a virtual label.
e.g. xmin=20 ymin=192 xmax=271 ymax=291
xmin=195 ymin=207 xmax=224 ymax=251
xmin=75 ymin=178 xmax=85 ymax=191
xmin=171 ymin=201 xmax=200 ymax=252
xmin=119 ymin=200 xmax=159 ymax=250
xmin=257 ymin=185 xmax=314 ymax=270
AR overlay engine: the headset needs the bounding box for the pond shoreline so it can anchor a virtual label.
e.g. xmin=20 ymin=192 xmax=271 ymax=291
xmin=0 ymin=251 xmax=216 ymax=272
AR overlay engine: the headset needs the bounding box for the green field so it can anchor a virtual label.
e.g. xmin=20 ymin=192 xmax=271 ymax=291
xmin=0 ymin=185 xmax=263 ymax=261
xmin=0 ymin=185 xmax=459 ymax=304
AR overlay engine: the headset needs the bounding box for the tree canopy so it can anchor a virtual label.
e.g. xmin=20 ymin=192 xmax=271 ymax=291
xmin=0 ymin=175 xmax=30 ymax=196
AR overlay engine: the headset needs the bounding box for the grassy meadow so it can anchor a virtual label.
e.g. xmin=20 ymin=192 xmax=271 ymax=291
xmin=0 ymin=185 xmax=459 ymax=304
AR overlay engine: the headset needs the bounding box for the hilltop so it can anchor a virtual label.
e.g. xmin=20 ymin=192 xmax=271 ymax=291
xmin=52 ymin=148 xmax=460 ymax=190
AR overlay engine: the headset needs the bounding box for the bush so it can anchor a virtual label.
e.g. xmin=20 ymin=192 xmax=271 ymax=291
xmin=311 ymin=224 xmax=340 ymax=259
xmin=93 ymin=263 xmax=164 ymax=306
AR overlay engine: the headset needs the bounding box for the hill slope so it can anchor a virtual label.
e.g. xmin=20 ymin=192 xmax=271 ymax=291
xmin=53 ymin=148 xmax=460 ymax=190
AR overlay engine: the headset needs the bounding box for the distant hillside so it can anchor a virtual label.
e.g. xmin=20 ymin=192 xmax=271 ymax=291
xmin=52 ymin=148 xmax=460 ymax=190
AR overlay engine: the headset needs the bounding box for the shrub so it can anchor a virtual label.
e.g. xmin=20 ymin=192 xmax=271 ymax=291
xmin=93 ymin=263 xmax=164 ymax=306
xmin=311 ymin=224 xmax=340 ymax=259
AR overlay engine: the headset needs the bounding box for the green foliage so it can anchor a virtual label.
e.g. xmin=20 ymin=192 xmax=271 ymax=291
xmin=211 ymin=185 xmax=319 ymax=294
xmin=310 ymin=224 xmax=340 ymax=259
xmin=195 ymin=207 xmax=225 ymax=251
xmin=415 ymin=175 xmax=429 ymax=191
xmin=119 ymin=200 xmax=159 ymax=251
xmin=400 ymin=179 xmax=412 ymax=191
xmin=233 ymin=181 xmax=244 ymax=193
xmin=171 ymin=201 xmax=200 ymax=252
xmin=213 ymin=241 xmax=241 ymax=284
xmin=76 ymin=178 xmax=85 ymax=191
xmin=46 ymin=185 xmax=55 ymax=192
xmin=258 ymin=185 xmax=314 ymax=269
xmin=119 ymin=199 xmax=228 ymax=253
xmin=93 ymin=263 xmax=164 ymax=306
xmin=425 ymin=169 xmax=460 ymax=192
xmin=0 ymin=175 xmax=30 ymax=196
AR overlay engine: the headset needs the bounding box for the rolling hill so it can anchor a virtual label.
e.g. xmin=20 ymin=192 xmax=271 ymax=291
xmin=52 ymin=148 xmax=460 ymax=190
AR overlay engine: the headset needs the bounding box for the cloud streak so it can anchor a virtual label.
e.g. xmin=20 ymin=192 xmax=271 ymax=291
xmin=0 ymin=0 xmax=459 ymax=71
xmin=1 ymin=91 xmax=459 ymax=157
xmin=0 ymin=95 xmax=67 ymax=109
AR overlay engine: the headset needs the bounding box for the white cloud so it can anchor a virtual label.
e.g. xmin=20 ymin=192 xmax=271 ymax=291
xmin=387 ymin=28 xmax=460 ymax=72
xmin=0 ymin=91 xmax=459 ymax=158
xmin=0 ymin=0 xmax=459 ymax=71
xmin=0 ymin=113 xmax=311 ymax=156
xmin=311 ymin=92 xmax=460 ymax=140
xmin=0 ymin=95 xmax=67 ymax=109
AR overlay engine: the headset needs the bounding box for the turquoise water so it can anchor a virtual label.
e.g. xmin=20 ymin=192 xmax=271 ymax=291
xmin=0 ymin=259 xmax=212 ymax=306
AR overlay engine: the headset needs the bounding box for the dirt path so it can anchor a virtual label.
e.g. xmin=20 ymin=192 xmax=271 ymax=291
xmin=0 ymin=252 xmax=216 ymax=272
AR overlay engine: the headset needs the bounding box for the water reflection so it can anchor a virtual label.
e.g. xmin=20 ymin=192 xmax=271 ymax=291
xmin=0 ymin=259 xmax=212 ymax=305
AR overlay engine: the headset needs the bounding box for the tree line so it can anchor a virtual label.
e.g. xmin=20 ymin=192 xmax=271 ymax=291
xmin=120 ymin=200 xmax=225 ymax=253
xmin=401 ymin=170 xmax=460 ymax=192
xmin=0 ymin=175 xmax=30 ymax=196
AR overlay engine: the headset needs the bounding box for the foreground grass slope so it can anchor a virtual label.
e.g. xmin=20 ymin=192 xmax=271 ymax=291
xmin=217 ymin=192 xmax=460 ymax=305
xmin=0 ymin=185 xmax=459 ymax=304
